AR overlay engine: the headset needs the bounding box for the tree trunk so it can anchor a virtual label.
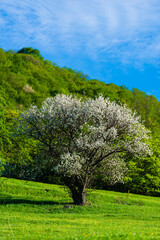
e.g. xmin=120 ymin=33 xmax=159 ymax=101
xmin=71 ymin=187 xmax=86 ymax=205
xmin=63 ymin=176 xmax=87 ymax=205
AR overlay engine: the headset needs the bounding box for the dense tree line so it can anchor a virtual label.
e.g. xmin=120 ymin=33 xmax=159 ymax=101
xmin=0 ymin=47 xmax=160 ymax=196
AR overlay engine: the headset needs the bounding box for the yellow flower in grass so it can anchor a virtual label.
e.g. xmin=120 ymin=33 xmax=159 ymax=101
xmin=83 ymin=233 xmax=87 ymax=237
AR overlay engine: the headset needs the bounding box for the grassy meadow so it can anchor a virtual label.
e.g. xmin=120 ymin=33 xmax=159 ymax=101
xmin=0 ymin=177 xmax=160 ymax=240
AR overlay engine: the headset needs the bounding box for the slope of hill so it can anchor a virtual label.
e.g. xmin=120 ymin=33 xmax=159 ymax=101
xmin=0 ymin=177 xmax=160 ymax=240
xmin=0 ymin=47 xmax=160 ymax=196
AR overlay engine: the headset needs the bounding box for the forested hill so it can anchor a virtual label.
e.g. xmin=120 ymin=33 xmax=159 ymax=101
xmin=0 ymin=47 xmax=160 ymax=196
xmin=1 ymin=47 xmax=160 ymax=132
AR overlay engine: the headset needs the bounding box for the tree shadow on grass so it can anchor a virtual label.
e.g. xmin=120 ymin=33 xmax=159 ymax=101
xmin=0 ymin=194 xmax=72 ymax=206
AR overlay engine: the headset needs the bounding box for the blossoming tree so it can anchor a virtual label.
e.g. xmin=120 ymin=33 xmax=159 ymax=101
xmin=18 ymin=94 xmax=151 ymax=205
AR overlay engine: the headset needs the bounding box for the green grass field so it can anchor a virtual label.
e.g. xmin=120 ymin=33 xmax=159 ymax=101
xmin=0 ymin=177 xmax=160 ymax=240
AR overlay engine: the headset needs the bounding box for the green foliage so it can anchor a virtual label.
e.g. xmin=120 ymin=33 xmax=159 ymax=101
xmin=17 ymin=47 xmax=44 ymax=60
xmin=127 ymin=134 xmax=160 ymax=196
xmin=0 ymin=94 xmax=11 ymax=160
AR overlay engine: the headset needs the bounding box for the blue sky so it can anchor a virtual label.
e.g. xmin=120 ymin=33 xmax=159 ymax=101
xmin=1 ymin=0 xmax=160 ymax=99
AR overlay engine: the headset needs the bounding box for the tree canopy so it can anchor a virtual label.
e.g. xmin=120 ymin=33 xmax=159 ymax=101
xmin=18 ymin=94 xmax=151 ymax=205
xmin=17 ymin=47 xmax=43 ymax=60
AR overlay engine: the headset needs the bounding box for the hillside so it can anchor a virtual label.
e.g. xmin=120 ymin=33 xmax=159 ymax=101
xmin=0 ymin=47 xmax=160 ymax=132
xmin=0 ymin=47 xmax=160 ymax=196
xmin=0 ymin=177 xmax=160 ymax=240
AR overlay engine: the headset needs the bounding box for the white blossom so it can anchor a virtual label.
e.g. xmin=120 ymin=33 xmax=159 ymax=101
xmin=18 ymin=94 xmax=151 ymax=185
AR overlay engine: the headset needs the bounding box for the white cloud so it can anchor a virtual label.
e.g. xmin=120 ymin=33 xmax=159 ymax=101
xmin=1 ymin=0 xmax=160 ymax=65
